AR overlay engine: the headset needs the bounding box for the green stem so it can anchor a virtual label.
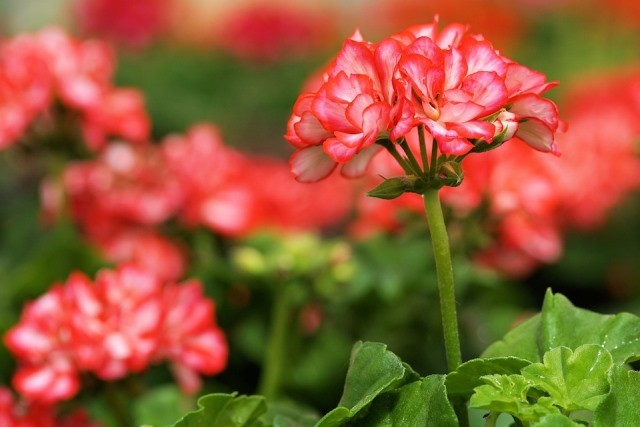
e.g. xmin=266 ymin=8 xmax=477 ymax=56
xmin=399 ymin=139 xmax=424 ymax=175
xmin=484 ymin=412 xmax=500 ymax=427
xmin=429 ymin=137 xmax=439 ymax=181
xmin=377 ymin=138 xmax=415 ymax=175
xmin=418 ymin=126 xmax=429 ymax=176
xmin=422 ymin=188 xmax=467 ymax=426
xmin=258 ymin=285 xmax=294 ymax=400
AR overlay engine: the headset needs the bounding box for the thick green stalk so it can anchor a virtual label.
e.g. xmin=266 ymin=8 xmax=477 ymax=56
xmin=423 ymin=188 xmax=468 ymax=426
xmin=422 ymin=188 xmax=461 ymax=370
xmin=258 ymin=285 xmax=293 ymax=400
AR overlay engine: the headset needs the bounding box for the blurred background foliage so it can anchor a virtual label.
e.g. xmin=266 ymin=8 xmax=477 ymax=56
xmin=0 ymin=0 xmax=639 ymax=425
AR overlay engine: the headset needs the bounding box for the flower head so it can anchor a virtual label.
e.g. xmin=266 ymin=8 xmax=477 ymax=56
xmin=285 ymin=17 xmax=563 ymax=188
xmin=4 ymin=265 xmax=228 ymax=403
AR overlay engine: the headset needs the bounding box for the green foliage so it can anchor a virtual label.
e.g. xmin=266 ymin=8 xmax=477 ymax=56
xmin=483 ymin=289 xmax=640 ymax=364
xmin=171 ymin=393 xmax=268 ymax=427
xmin=468 ymin=290 xmax=640 ymax=426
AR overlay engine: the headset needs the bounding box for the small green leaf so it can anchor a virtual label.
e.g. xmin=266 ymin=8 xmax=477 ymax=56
xmin=171 ymin=393 xmax=267 ymax=427
xmin=522 ymin=345 xmax=612 ymax=412
xmin=470 ymin=374 xmax=561 ymax=423
xmin=315 ymin=341 xmax=414 ymax=427
xmin=481 ymin=314 xmax=542 ymax=361
xmin=532 ymin=413 xmax=583 ymax=427
xmin=446 ymin=356 xmax=531 ymax=398
xmin=337 ymin=341 xmax=409 ymax=412
xmin=349 ymin=375 xmax=457 ymax=427
xmin=594 ymin=366 xmax=640 ymax=426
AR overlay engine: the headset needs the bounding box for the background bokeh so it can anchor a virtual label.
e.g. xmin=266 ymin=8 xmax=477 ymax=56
xmin=1 ymin=0 xmax=639 ymax=425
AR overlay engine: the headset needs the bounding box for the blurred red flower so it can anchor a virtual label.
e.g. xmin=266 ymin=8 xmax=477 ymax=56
xmin=4 ymin=265 xmax=228 ymax=403
xmin=215 ymin=3 xmax=337 ymax=63
xmin=0 ymin=386 xmax=100 ymax=426
xmin=74 ymin=0 xmax=171 ymax=49
xmin=0 ymin=27 xmax=150 ymax=151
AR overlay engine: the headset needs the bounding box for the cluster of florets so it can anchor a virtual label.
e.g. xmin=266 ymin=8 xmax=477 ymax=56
xmin=0 ymin=27 xmax=149 ymax=151
xmin=350 ymin=70 xmax=640 ymax=276
xmin=285 ymin=16 xmax=564 ymax=183
xmin=4 ymin=264 xmax=228 ymax=403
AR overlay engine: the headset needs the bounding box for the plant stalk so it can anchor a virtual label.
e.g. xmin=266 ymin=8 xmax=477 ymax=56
xmin=258 ymin=285 xmax=293 ymax=400
xmin=423 ymin=188 xmax=467 ymax=426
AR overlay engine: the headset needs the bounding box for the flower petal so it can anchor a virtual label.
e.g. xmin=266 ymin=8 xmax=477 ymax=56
xmin=290 ymin=146 xmax=337 ymax=182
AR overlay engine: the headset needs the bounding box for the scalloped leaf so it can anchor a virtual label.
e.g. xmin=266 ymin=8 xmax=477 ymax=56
xmin=469 ymin=374 xmax=560 ymax=422
xmin=315 ymin=341 xmax=417 ymax=426
xmin=594 ymin=366 xmax=640 ymax=426
xmin=171 ymin=393 xmax=267 ymax=427
xmin=522 ymin=345 xmax=612 ymax=412
xmin=539 ymin=291 xmax=640 ymax=364
xmin=445 ymin=356 xmax=531 ymax=398
xmin=483 ymin=290 xmax=640 ymax=365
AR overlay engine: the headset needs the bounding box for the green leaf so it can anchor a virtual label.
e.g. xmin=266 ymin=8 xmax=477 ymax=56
xmin=482 ymin=290 xmax=640 ymax=365
xmin=349 ymin=375 xmax=457 ymax=427
xmin=315 ymin=341 xmax=413 ymax=426
xmin=522 ymin=345 xmax=612 ymax=412
xmin=266 ymin=401 xmax=320 ymax=427
xmin=539 ymin=290 xmax=640 ymax=364
xmin=481 ymin=314 xmax=542 ymax=361
xmin=446 ymin=357 xmax=531 ymax=398
xmin=532 ymin=414 xmax=583 ymax=427
xmin=594 ymin=366 xmax=640 ymax=426
xmin=171 ymin=393 xmax=267 ymax=427
xmin=470 ymin=374 xmax=560 ymax=422
xmin=337 ymin=342 xmax=410 ymax=411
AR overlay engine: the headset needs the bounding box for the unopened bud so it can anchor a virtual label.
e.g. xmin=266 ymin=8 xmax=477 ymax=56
xmin=437 ymin=161 xmax=464 ymax=187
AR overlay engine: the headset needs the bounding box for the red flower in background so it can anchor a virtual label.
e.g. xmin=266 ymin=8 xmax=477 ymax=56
xmin=0 ymin=387 xmax=101 ymax=426
xmin=162 ymin=123 xmax=355 ymax=237
xmin=74 ymin=0 xmax=171 ymax=49
xmin=216 ymin=3 xmax=337 ymax=63
xmin=4 ymin=265 xmax=228 ymax=403
xmin=0 ymin=28 xmax=150 ymax=151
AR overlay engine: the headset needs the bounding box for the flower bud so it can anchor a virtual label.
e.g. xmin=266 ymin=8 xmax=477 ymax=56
xmin=437 ymin=161 xmax=464 ymax=187
xmin=366 ymin=175 xmax=419 ymax=199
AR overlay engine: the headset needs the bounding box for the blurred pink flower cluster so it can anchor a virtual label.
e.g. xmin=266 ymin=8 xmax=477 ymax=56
xmin=74 ymin=0 xmax=171 ymax=49
xmin=44 ymin=124 xmax=354 ymax=281
xmin=352 ymin=70 xmax=640 ymax=276
xmin=285 ymin=17 xmax=563 ymax=182
xmin=215 ymin=3 xmax=336 ymax=63
xmin=0 ymin=27 xmax=149 ymax=151
xmin=4 ymin=264 xmax=227 ymax=404
xmin=0 ymin=387 xmax=99 ymax=426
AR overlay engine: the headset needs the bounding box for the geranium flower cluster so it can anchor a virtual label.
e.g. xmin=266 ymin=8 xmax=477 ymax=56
xmin=45 ymin=124 xmax=354 ymax=280
xmin=285 ymin=16 xmax=563 ymax=183
xmin=351 ymin=70 xmax=640 ymax=276
xmin=0 ymin=27 xmax=149 ymax=151
xmin=0 ymin=387 xmax=100 ymax=426
xmin=4 ymin=264 xmax=228 ymax=404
